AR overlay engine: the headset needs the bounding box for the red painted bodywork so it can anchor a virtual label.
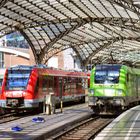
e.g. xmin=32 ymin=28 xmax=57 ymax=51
xmin=0 ymin=67 xmax=88 ymax=102
xmin=87 ymin=73 xmax=90 ymax=88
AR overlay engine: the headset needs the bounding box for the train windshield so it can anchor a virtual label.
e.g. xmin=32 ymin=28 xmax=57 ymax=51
xmin=6 ymin=69 xmax=31 ymax=90
xmin=95 ymin=70 xmax=119 ymax=84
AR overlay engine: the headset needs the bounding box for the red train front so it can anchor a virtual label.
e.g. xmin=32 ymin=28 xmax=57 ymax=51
xmin=0 ymin=65 xmax=37 ymax=109
xmin=0 ymin=65 xmax=88 ymax=111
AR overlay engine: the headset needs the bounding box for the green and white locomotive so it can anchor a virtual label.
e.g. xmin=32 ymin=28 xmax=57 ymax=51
xmin=88 ymin=64 xmax=140 ymax=114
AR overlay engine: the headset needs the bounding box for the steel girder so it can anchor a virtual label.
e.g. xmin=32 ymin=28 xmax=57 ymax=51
xmin=0 ymin=0 xmax=140 ymax=67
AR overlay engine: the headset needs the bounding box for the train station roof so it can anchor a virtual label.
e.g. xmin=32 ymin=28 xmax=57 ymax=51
xmin=1 ymin=0 xmax=140 ymax=67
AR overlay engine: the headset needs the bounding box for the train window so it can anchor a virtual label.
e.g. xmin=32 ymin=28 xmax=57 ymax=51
xmin=82 ymin=78 xmax=87 ymax=89
xmin=67 ymin=77 xmax=71 ymax=93
xmin=63 ymin=77 xmax=67 ymax=92
xmin=48 ymin=76 xmax=54 ymax=93
xmin=35 ymin=77 xmax=39 ymax=93
xmin=42 ymin=76 xmax=54 ymax=93
xmin=42 ymin=76 xmax=47 ymax=92
xmin=63 ymin=77 xmax=71 ymax=94
xmin=71 ymin=78 xmax=76 ymax=94
xmin=95 ymin=70 xmax=119 ymax=84
xmin=58 ymin=77 xmax=63 ymax=97
xmin=6 ymin=69 xmax=31 ymax=90
xmin=54 ymin=77 xmax=58 ymax=95
xmin=77 ymin=78 xmax=82 ymax=89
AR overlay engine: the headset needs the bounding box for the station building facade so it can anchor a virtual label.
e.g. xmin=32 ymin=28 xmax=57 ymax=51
xmin=0 ymin=34 xmax=82 ymax=70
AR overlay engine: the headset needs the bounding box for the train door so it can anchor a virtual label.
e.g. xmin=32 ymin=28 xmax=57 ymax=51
xmin=58 ymin=77 xmax=63 ymax=100
xmin=42 ymin=76 xmax=54 ymax=97
xmin=34 ymin=77 xmax=39 ymax=98
xmin=127 ymin=73 xmax=132 ymax=96
xmin=48 ymin=76 xmax=54 ymax=94
xmin=38 ymin=75 xmax=43 ymax=97
xmin=54 ymin=77 xmax=58 ymax=96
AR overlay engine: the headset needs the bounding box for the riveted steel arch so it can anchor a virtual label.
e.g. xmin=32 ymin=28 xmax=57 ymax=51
xmin=1 ymin=0 xmax=140 ymax=67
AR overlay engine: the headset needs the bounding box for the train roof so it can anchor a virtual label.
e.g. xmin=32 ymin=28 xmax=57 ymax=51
xmin=8 ymin=65 xmax=87 ymax=77
xmin=95 ymin=64 xmax=122 ymax=70
xmin=36 ymin=68 xmax=87 ymax=77
xmin=9 ymin=65 xmax=34 ymax=70
xmin=8 ymin=64 xmax=51 ymax=70
xmin=123 ymin=65 xmax=140 ymax=75
xmin=93 ymin=64 xmax=140 ymax=75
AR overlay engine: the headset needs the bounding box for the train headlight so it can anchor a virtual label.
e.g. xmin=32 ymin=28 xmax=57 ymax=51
xmin=90 ymin=89 xmax=94 ymax=95
xmin=118 ymin=89 xmax=123 ymax=95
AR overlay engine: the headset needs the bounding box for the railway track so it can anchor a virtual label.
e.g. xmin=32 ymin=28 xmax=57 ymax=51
xmin=50 ymin=116 xmax=113 ymax=140
xmin=0 ymin=112 xmax=22 ymax=124
xmin=0 ymin=103 xmax=88 ymax=124
xmin=0 ymin=110 xmax=37 ymax=124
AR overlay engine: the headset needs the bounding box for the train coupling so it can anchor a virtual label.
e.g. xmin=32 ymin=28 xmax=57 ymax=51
xmin=6 ymin=98 xmax=24 ymax=107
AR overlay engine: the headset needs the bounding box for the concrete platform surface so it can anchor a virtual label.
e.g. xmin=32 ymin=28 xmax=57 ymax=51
xmin=0 ymin=103 xmax=93 ymax=140
xmin=95 ymin=105 xmax=140 ymax=140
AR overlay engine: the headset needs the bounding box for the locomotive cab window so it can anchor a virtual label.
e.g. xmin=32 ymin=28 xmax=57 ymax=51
xmin=6 ymin=69 xmax=31 ymax=90
xmin=95 ymin=70 xmax=119 ymax=84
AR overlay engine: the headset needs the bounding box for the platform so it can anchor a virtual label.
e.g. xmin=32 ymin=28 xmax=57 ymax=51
xmin=95 ymin=105 xmax=140 ymax=140
xmin=0 ymin=103 xmax=92 ymax=140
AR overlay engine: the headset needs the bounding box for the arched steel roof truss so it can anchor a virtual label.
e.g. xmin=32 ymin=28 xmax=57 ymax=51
xmin=1 ymin=0 xmax=140 ymax=67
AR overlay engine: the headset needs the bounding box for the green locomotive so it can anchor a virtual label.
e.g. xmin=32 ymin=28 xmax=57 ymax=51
xmin=88 ymin=64 xmax=140 ymax=114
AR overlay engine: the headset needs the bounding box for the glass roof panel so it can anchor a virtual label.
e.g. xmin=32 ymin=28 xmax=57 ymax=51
xmin=1 ymin=0 xmax=140 ymax=65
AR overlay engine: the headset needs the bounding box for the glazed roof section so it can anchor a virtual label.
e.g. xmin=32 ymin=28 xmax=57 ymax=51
xmin=1 ymin=0 xmax=140 ymax=66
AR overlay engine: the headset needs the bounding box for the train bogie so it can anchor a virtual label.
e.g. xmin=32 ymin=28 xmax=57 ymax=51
xmin=89 ymin=96 xmax=127 ymax=114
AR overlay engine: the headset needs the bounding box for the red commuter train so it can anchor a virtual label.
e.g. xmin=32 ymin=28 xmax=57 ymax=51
xmin=87 ymin=72 xmax=90 ymax=88
xmin=0 ymin=68 xmax=6 ymax=93
xmin=0 ymin=65 xmax=88 ymax=111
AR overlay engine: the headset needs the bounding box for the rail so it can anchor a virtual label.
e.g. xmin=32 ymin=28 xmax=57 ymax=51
xmin=49 ymin=116 xmax=113 ymax=140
